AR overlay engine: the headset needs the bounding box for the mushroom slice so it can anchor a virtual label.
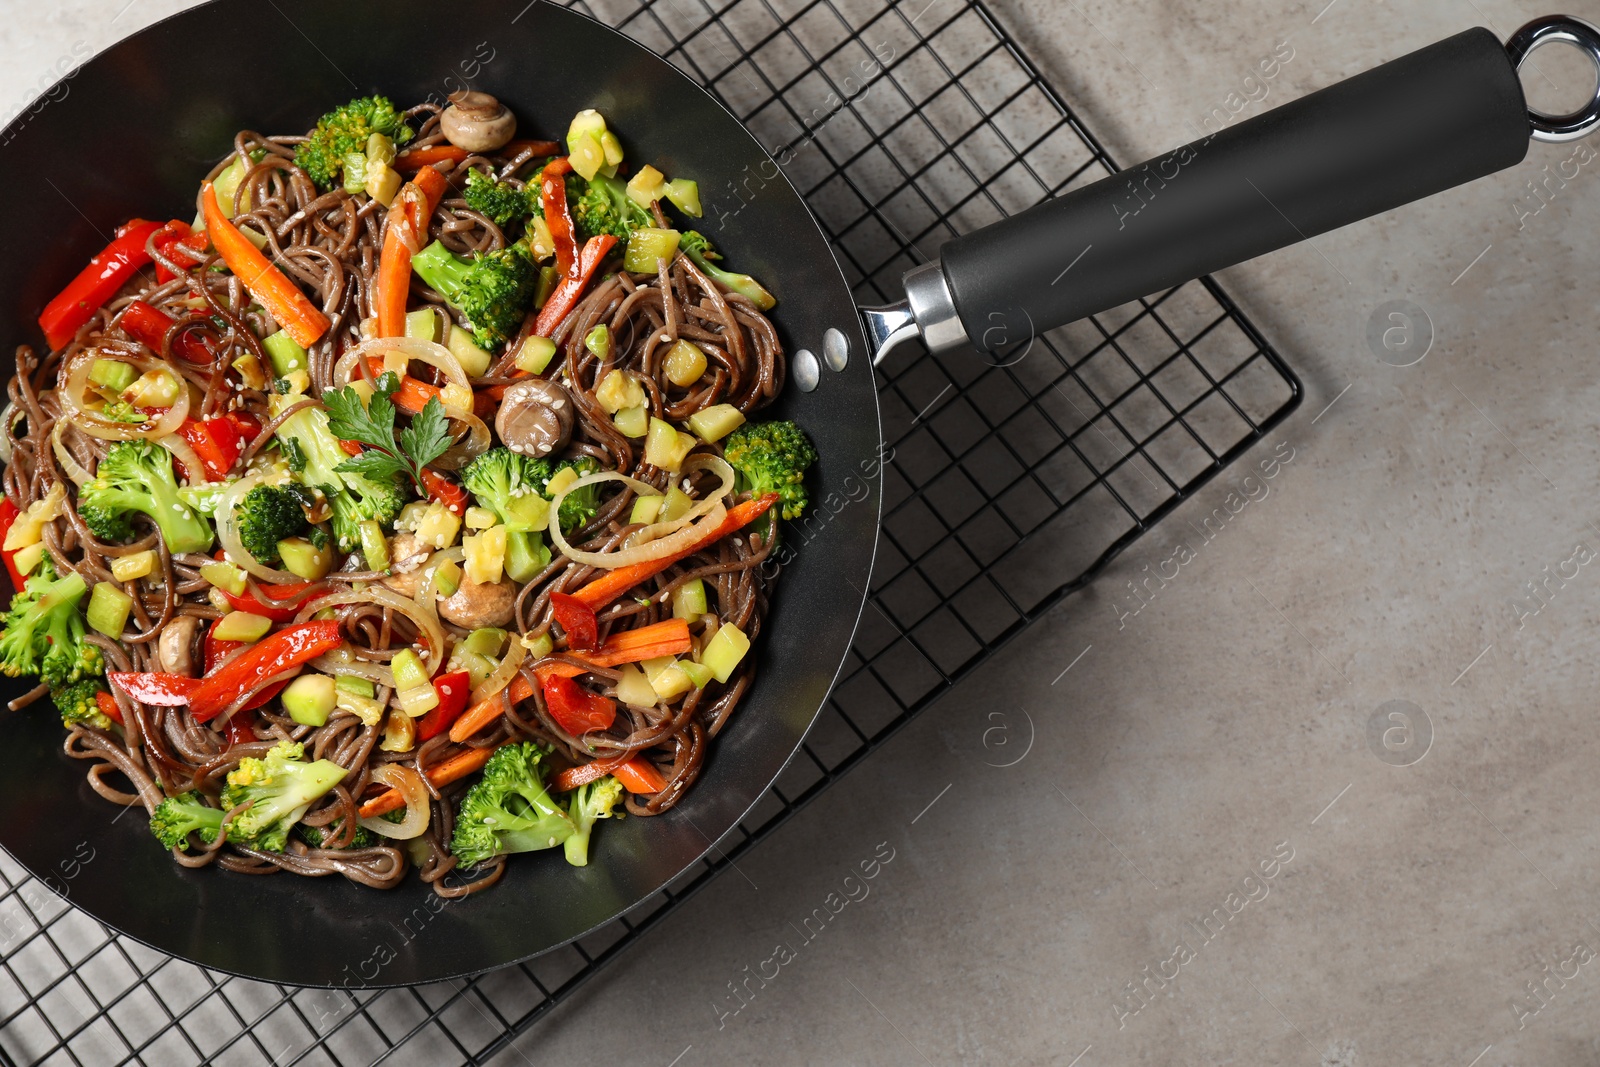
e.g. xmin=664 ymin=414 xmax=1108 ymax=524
xmin=438 ymin=577 xmax=518 ymax=629
xmin=439 ymin=91 xmax=517 ymax=154
xmin=495 ymin=378 xmax=576 ymax=459
xmin=157 ymin=616 xmax=202 ymax=677
xmin=380 ymin=532 xmax=433 ymax=598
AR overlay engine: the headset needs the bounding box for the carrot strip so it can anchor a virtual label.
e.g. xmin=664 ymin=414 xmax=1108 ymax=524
xmin=532 ymin=619 xmax=693 ymax=682
xmin=374 ymin=167 xmax=450 ymax=339
xmin=613 ymin=758 xmax=669 ymax=795
xmin=358 ymin=744 xmax=499 ymax=819
xmin=201 ymin=184 xmax=329 ymax=347
xmin=573 ymin=495 xmax=778 ymax=610
xmin=448 ymin=673 xmax=536 ymax=744
xmin=363 ymin=356 xmax=441 ymax=414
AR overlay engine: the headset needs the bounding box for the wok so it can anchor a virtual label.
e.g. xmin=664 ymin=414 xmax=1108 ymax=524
xmin=0 ymin=0 xmax=1590 ymax=987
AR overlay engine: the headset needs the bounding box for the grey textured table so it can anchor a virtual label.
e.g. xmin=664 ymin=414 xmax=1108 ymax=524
xmin=4 ymin=1 xmax=1600 ymax=1065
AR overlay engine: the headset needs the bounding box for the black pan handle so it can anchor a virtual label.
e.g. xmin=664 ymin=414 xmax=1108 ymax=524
xmin=864 ymin=20 xmax=1600 ymax=362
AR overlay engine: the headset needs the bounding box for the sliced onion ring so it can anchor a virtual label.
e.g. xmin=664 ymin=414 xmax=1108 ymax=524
xmin=297 ymin=585 xmax=447 ymax=673
xmin=358 ymin=764 xmax=430 ymax=839
xmin=309 ymin=649 xmax=396 ymax=690
xmin=50 ymin=422 xmax=94 ymax=486
xmin=547 ymin=455 xmax=735 ymax=569
xmin=158 ymin=434 xmax=206 ymax=487
xmin=59 ymin=345 xmax=190 ymax=440
xmin=415 ymin=546 xmax=465 ymax=631
xmin=332 ymin=336 xmax=470 ymax=395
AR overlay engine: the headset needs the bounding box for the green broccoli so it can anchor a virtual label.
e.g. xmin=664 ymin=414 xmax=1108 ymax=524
xmin=543 ymin=457 xmax=601 ymax=536
xmin=273 ymin=401 xmax=406 ymax=552
xmin=219 ymin=740 xmax=349 ymax=852
xmin=724 ymin=421 xmax=817 ymax=522
xmin=297 ymin=823 xmax=376 ymax=850
xmin=178 ymin=480 xmax=232 ymax=517
xmin=463 ymin=169 xmax=535 ymax=228
xmin=680 ymin=231 xmax=776 ymax=310
xmin=77 ymin=440 xmax=214 ymax=555
xmin=411 ymin=238 xmax=541 ymax=352
xmin=449 ymin=742 xmax=575 ymax=867
xmin=294 ymin=95 xmax=414 ymax=190
xmin=561 ymin=775 xmax=625 ymax=867
xmin=237 ymin=484 xmax=309 ymax=566
xmin=567 ymin=172 xmax=651 ymax=244
xmin=0 ymin=560 xmax=99 ymax=689
xmin=149 ymin=792 xmax=225 ymax=850
xmin=53 ymin=678 xmax=113 ymax=731
xmin=462 ymin=447 xmax=554 ymax=580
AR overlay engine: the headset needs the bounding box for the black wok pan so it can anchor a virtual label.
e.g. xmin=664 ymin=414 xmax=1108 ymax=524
xmin=0 ymin=0 xmax=1591 ymax=987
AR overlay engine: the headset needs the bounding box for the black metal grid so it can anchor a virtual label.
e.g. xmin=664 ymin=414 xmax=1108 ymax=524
xmin=0 ymin=0 xmax=1300 ymax=1063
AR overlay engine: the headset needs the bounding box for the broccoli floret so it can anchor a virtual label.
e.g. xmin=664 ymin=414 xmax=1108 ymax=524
xmin=561 ymin=775 xmax=624 ymax=867
xmin=53 ymin=678 xmax=112 ymax=731
xmin=297 ymin=823 xmax=377 ymax=850
xmin=542 ymin=457 xmax=601 ymax=536
xmin=220 ymin=740 xmax=349 ymax=852
xmin=567 ymin=173 xmax=651 ymax=244
xmin=77 ymin=440 xmax=214 ymax=555
xmin=178 ymin=480 xmax=232 ymax=517
xmin=411 ymin=238 xmax=541 ymax=352
xmin=463 ymin=169 xmax=536 ymax=228
xmin=273 ymin=401 xmax=406 ymax=551
xmin=149 ymin=792 xmax=225 ymax=850
xmin=680 ymin=231 xmax=775 ymax=311
xmin=294 ymin=95 xmax=414 ymax=190
xmin=462 ymin=447 xmax=555 ymax=578
xmin=462 ymin=447 xmax=552 ymax=531
xmin=724 ymin=421 xmax=817 ymax=522
xmin=237 ymin=484 xmax=309 ymax=566
xmin=0 ymin=560 xmax=97 ymax=688
xmin=449 ymin=742 xmax=575 ymax=867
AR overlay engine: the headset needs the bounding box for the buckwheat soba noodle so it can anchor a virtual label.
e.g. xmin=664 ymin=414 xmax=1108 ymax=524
xmin=0 ymin=92 xmax=814 ymax=896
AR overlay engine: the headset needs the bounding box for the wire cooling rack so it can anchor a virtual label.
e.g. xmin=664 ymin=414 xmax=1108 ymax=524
xmin=0 ymin=0 xmax=1300 ymax=1063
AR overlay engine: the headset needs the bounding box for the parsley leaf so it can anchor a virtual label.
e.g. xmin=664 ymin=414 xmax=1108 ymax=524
xmin=325 ymin=372 xmax=454 ymax=491
xmin=399 ymin=396 xmax=451 ymax=471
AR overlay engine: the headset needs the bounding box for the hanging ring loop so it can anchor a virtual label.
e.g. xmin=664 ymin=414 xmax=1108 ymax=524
xmin=1507 ymin=15 xmax=1600 ymax=143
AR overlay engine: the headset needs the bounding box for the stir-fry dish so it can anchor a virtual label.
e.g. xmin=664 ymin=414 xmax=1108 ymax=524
xmin=0 ymin=92 xmax=815 ymax=895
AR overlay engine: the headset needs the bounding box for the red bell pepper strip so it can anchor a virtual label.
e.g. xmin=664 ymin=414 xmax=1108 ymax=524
xmin=533 ymin=234 xmax=617 ymax=337
xmin=107 ymin=671 xmax=201 ymax=707
xmin=224 ymin=711 xmax=256 ymax=747
xmin=204 ymin=618 xmax=289 ymax=711
xmin=119 ymin=300 xmax=214 ymax=364
xmin=93 ymin=690 xmax=122 ymax=726
xmin=217 ymin=578 xmax=324 ymax=623
xmin=174 ymin=417 xmax=245 ymax=482
xmin=374 ymin=166 xmax=450 ymax=339
xmin=539 ymin=673 xmax=617 ymax=735
xmin=188 ymin=619 xmax=342 ymax=723
xmin=417 ymin=669 xmax=473 ymax=741
xmin=394 ymin=140 xmax=563 ymax=172
xmin=539 ymin=157 xmax=577 ymax=276
xmin=548 ymin=591 xmax=598 ymax=652
xmin=0 ymin=499 xmax=27 ymax=592
xmin=38 ymin=219 xmax=163 ymax=350
xmin=419 ymin=468 xmax=470 ymax=516
xmin=201 ymin=183 xmax=330 ymax=348
xmin=151 ymin=219 xmax=209 ymax=283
